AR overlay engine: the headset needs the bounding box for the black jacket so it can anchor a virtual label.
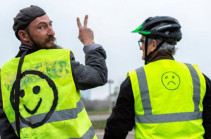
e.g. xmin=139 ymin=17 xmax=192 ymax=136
xmin=0 ymin=44 xmax=108 ymax=138
xmin=104 ymin=59 xmax=211 ymax=139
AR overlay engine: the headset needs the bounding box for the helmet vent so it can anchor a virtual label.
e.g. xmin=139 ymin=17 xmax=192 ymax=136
xmin=155 ymin=24 xmax=172 ymax=31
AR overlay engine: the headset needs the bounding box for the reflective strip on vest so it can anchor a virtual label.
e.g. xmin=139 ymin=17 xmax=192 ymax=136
xmin=185 ymin=63 xmax=201 ymax=111
xmin=69 ymin=126 xmax=95 ymax=139
xmin=136 ymin=67 xmax=152 ymax=115
xmin=135 ymin=64 xmax=202 ymax=123
xmin=11 ymin=99 xmax=84 ymax=130
xmin=135 ymin=111 xmax=202 ymax=123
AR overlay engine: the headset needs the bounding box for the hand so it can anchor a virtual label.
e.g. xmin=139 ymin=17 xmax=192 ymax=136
xmin=77 ymin=15 xmax=94 ymax=46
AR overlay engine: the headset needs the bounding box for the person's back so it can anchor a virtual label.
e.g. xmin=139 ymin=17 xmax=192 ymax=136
xmin=129 ymin=59 xmax=205 ymax=138
xmin=104 ymin=16 xmax=211 ymax=139
xmin=1 ymin=49 xmax=97 ymax=138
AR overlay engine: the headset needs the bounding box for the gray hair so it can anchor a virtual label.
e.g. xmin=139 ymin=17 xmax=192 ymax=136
xmin=147 ymin=23 xmax=177 ymax=55
xmin=148 ymin=38 xmax=177 ymax=55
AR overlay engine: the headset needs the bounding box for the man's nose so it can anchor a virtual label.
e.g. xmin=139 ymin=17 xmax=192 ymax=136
xmin=140 ymin=45 xmax=143 ymax=50
xmin=48 ymin=26 xmax=55 ymax=36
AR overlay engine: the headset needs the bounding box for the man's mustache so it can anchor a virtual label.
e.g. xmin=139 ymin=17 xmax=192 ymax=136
xmin=44 ymin=35 xmax=62 ymax=49
xmin=45 ymin=35 xmax=56 ymax=43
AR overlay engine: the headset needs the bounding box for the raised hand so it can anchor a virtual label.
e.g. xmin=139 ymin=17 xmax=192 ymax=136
xmin=77 ymin=15 xmax=94 ymax=46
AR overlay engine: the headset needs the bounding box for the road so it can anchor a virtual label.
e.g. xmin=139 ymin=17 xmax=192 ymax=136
xmin=96 ymin=130 xmax=135 ymax=139
xmin=90 ymin=114 xmax=135 ymax=139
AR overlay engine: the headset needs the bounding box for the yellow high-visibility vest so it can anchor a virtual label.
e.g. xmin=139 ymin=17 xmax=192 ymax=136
xmin=128 ymin=59 xmax=206 ymax=139
xmin=1 ymin=49 xmax=97 ymax=139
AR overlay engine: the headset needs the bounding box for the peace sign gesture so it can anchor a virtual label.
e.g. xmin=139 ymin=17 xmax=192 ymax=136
xmin=77 ymin=15 xmax=94 ymax=46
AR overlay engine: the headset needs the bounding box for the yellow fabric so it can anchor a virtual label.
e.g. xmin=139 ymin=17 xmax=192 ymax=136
xmin=1 ymin=49 xmax=96 ymax=139
xmin=128 ymin=70 xmax=144 ymax=115
xmin=128 ymin=59 xmax=206 ymax=139
xmin=19 ymin=109 xmax=94 ymax=138
xmin=135 ymin=120 xmax=204 ymax=139
xmin=192 ymin=64 xmax=206 ymax=112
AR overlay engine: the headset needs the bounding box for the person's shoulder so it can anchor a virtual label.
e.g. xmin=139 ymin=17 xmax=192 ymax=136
xmin=129 ymin=66 xmax=144 ymax=72
xmin=203 ymin=74 xmax=211 ymax=83
xmin=121 ymin=77 xmax=131 ymax=88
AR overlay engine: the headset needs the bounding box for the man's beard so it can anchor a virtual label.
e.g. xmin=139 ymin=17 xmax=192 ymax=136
xmin=29 ymin=34 xmax=62 ymax=49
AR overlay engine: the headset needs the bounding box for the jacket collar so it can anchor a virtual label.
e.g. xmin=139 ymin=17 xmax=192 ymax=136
xmin=15 ymin=44 xmax=40 ymax=58
xmin=147 ymin=51 xmax=174 ymax=63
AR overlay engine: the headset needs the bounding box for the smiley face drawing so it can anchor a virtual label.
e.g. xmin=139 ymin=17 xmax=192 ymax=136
xmin=19 ymin=85 xmax=42 ymax=115
xmin=10 ymin=70 xmax=58 ymax=128
xmin=161 ymin=71 xmax=180 ymax=90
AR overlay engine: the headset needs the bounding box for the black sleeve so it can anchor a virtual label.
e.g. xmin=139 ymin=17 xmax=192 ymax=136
xmin=202 ymin=74 xmax=211 ymax=139
xmin=0 ymin=76 xmax=19 ymax=139
xmin=104 ymin=77 xmax=135 ymax=139
xmin=70 ymin=47 xmax=108 ymax=90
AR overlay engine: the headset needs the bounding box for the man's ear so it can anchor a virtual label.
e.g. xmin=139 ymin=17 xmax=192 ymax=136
xmin=151 ymin=39 xmax=157 ymax=51
xmin=18 ymin=30 xmax=30 ymax=42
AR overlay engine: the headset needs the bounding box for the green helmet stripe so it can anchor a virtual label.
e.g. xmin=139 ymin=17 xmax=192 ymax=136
xmin=132 ymin=30 xmax=151 ymax=35
xmin=138 ymin=31 xmax=151 ymax=35
xmin=131 ymin=23 xmax=151 ymax=35
xmin=131 ymin=25 xmax=143 ymax=33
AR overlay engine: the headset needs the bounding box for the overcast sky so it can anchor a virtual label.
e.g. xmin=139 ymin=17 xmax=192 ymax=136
xmin=0 ymin=0 xmax=211 ymax=100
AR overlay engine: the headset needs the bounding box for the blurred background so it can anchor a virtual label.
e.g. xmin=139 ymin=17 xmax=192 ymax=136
xmin=0 ymin=0 xmax=211 ymax=138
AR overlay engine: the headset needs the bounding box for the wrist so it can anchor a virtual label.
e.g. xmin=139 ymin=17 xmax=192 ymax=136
xmin=83 ymin=43 xmax=101 ymax=53
xmin=84 ymin=41 xmax=95 ymax=46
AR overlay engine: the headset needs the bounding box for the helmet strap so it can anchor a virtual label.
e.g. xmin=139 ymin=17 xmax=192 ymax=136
xmin=144 ymin=37 xmax=149 ymax=65
xmin=144 ymin=38 xmax=165 ymax=65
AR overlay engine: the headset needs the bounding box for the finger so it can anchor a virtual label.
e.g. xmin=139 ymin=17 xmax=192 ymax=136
xmin=77 ymin=17 xmax=82 ymax=28
xmin=84 ymin=15 xmax=88 ymax=28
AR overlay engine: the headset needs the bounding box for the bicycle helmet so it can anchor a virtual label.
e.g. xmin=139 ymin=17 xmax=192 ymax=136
xmin=132 ymin=16 xmax=182 ymax=64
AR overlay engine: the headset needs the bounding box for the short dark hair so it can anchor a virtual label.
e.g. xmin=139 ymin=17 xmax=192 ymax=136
xmin=13 ymin=5 xmax=46 ymax=40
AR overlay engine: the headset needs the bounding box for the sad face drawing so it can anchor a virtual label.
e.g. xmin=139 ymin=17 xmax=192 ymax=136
xmin=161 ymin=71 xmax=180 ymax=90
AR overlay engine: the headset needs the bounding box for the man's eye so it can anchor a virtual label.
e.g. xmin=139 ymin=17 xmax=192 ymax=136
xmin=39 ymin=25 xmax=44 ymax=29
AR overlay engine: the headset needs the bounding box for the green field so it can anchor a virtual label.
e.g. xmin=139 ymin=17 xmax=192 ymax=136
xmin=87 ymin=109 xmax=110 ymax=115
xmin=92 ymin=120 xmax=107 ymax=129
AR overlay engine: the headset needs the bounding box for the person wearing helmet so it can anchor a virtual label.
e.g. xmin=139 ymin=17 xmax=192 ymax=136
xmin=104 ymin=16 xmax=211 ymax=139
xmin=132 ymin=16 xmax=182 ymax=65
